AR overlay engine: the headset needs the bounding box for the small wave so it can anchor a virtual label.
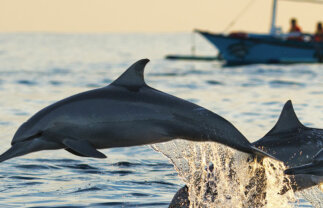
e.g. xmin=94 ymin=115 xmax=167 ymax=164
xmin=59 ymin=164 xmax=98 ymax=170
xmin=131 ymin=180 xmax=176 ymax=187
xmin=50 ymin=67 xmax=70 ymax=75
xmin=101 ymin=78 xmax=112 ymax=84
xmin=310 ymin=91 xmax=323 ymax=95
xmin=269 ymin=80 xmax=305 ymax=87
xmin=112 ymin=161 xmax=141 ymax=167
xmin=17 ymin=80 xmax=37 ymax=86
xmin=206 ymin=80 xmax=223 ymax=85
xmin=241 ymin=112 xmax=261 ymax=116
xmin=130 ymin=192 xmax=151 ymax=197
xmin=49 ymin=80 xmax=63 ymax=86
xmin=90 ymin=202 xmax=127 ymax=207
xmin=144 ymin=162 xmax=173 ymax=168
xmin=107 ymin=170 xmax=134 ymax=176
xmin=35 ymin=158 xmax=80 ymax=163
xmin=0 ymin=121 xmax=12 ymax=126
xmin=11 ymin=109 xmax=28 ymax=116
xmin=71 ymin=186 xmax=102 ymax=193
xmin=262 ymin=101 xmax=280 ymax=106
xmin=9 ymin=176 xmax=39 ymax=180
xmin=150 ymin=72 xmax=179 ymax=77
xmin=182 ymin=69 xmax=211 ymax=76
xmin=19 ymin=182 xmax=43 ymax=186
xmin=29 ymin=206 xmax=85 ymax=208
xmin=90 ymin=202 xmax=169 ymax=207
xmin=15 ymin=164 xmax=59 ymax=170
xmin=86 ymin=83 xmax=101 ymax=88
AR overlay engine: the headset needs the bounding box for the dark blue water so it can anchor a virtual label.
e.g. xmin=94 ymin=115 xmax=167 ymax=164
xmin=0 ymin=33 xmax=322 ymax=207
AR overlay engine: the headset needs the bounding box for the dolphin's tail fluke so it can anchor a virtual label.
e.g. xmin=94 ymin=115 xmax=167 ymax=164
xmin=249 ymin=146 xmax=279 ymax=161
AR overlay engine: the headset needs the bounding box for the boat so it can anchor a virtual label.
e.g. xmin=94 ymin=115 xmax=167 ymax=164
xmin=195 ymin=0 xmax=323 ymax=65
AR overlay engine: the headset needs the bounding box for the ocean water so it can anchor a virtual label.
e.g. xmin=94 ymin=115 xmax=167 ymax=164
xmin=0 ymin=33 xmax=322 ymax=207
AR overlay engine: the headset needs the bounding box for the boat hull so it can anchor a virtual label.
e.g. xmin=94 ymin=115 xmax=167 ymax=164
xmin=197 ymin=30 xmax=323 ymax=65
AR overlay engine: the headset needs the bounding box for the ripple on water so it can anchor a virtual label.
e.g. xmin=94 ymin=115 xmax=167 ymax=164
xmin=150 ymin=72 xmax=179 ymax=77
xmin=310 ymin=91 xmax=323 ymax=95
xmin=262 ymin=101 xmax=280 ymax=106
xmin=17 ymin=80 xmax=38 ymax=86
xmin=10 ymin=108 xmax=29 ymax=116
xmin=0 ymin=121 xmax=12 ymax=126
xmin=15 ymin=164 xmax=59 ymax=170
xmin=106 ymin=170 xmax=134 ymax=176
xmin=50 ymin=67 xmax=70 ymax=75
xmin=112 ymin=161 xmax=141 ymax=167
xmin=71 ymin=186 xmax=102 ymax=193
xmin=49 ymin=80 xmax=63 ymax=86
xmin=131 ymin=180 xmax=176 ymax=187
xmin=58 ymin=164 xmax=98 ymax=170
xmin=269 ymin=80 xmax=306 ymax=88
xmin=130 ymin=192 xmax=151 ymax=197
xmin=90 ymin=202 xmax=170 ymax=207
xmin=35 ymin=158 xmax=80 ymax=163
xmin=29 ymin=206 xmax=86 ymax=208
xmin=206 ymin=80 xmax=223 ymax=85
xmin=8 ymin=176 xmax=40 ymax=180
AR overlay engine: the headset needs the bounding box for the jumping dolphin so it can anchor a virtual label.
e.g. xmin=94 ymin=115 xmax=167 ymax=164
xmin=169 ymin=100 xmax=323 ymax=207
xmin=253 ymin=100 xmax=323 ymax=167
xmin=253 ymin=100 xmax=323 ymax=190
xmin=285 ymin=149 xmax=323 ymax=176
xmin=0 ymin=59 xmax=271 ymax=163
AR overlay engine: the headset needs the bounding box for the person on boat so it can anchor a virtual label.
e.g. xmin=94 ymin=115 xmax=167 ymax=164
xmin=314 ymin=22 xmax=323 ymax=42
xmin=288 ymin=18 xmax=303 ymax=41
xmin=289 ymin=18 xmax=302 ymax=33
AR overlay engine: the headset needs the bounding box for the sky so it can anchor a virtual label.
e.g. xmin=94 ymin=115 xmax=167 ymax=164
xmin=0 ymin=0 xmax=322 ymax=33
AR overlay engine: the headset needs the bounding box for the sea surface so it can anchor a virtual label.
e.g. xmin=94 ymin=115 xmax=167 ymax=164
xmin=0 ymin=33 xmax=322 ymax=207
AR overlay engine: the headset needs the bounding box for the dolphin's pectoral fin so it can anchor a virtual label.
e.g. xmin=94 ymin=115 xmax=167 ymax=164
xmin=65 ymin=148 xmax=88 ymax=157
xmin=62 ymin=139 xmax=107 ymax=159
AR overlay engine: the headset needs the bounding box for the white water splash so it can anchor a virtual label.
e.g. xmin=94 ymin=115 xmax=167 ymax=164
xmin=152 ymin=140 xmax=296 ymax=208
xmin=297 ymin=185 xmax=323 ymax=208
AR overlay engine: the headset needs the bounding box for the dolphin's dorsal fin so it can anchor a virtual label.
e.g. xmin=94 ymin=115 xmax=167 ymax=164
xmin=111 ymin=59 xmax=150 ymax=89
xmin=265 ymin=100 xmax=305 ymax=136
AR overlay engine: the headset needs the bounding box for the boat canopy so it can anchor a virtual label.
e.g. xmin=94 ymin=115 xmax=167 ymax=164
xmin=271 ymin=0 xmax=323 ymax=35
xmin=281 ymin=0 xmax=323 ymax=4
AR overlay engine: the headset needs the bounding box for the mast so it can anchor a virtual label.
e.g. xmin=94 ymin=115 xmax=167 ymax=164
xmin=270 ymin=0 xmax=278 ymax=34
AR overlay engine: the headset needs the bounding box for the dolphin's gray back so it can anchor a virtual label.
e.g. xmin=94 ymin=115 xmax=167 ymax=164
xmin=12 ymin=85 xmax=206 ymax=148
xmin=253 ymin=100 xmax=323 ymax=166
